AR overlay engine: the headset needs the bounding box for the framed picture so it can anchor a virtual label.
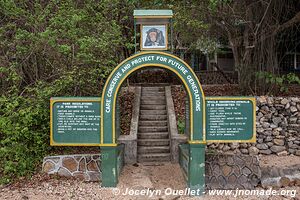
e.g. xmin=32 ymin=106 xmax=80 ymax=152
xmin=140 ymin=24 xmax=168 ymax=50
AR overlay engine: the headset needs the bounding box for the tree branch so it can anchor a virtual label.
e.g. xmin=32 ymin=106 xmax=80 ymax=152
xmin=275 ymin=11 xmax=300 ymax=34
xmin=254 ymin=0 xmax=272 ymax=36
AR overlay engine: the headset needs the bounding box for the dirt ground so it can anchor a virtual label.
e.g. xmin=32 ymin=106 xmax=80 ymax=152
xmin=1 ymin=155 xmax=300 ymax=200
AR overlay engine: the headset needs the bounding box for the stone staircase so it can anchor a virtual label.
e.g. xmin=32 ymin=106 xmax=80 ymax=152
xmin=137 ymin=86 xmax=171 ymax=162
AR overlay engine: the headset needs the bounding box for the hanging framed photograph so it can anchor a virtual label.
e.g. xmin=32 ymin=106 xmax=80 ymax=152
xmin=140 ymin=24 xmax=168 ymax=50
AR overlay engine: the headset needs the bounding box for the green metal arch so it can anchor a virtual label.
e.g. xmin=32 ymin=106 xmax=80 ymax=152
xmin=101 ymin=51 xmax=205 ymax=146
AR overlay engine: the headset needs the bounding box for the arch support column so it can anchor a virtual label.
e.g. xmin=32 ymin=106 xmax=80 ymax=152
xmin=101 ymin=146 xmax=118 ymax=187
xmin=188 ymin=143 xmax=206 ymax=195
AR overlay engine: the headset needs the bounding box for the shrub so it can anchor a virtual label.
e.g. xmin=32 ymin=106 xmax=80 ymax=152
xmin=256 ymin=72 xmax=300 ymax=95
xmin=177 ymin=116 xmax=185 ymax=134
xmin=0 ymin=0 xmax=136 ymax=184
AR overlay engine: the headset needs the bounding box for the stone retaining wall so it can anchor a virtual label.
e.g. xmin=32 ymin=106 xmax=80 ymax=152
xmin=43 ymin=153 xmax=300 ymax=189
xmin=261 ymin=164 xmax=300 ymax=188
xmin=118 ymin=86 xmax=141 ymax=164
xmin=205 ymin=154 xmax=261 ymax=189
xmin=43 ymin=154 xmax=262 ymax=189
xmin=43 ymin=154 xmax=101 ymax=182
xmin=207 ymin=96 xmax=300 ymax=156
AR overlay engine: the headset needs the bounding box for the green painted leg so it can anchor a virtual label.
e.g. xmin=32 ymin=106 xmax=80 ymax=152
xmin=101 ymin=146 xmax=118 ymax=187
xmin=188 ymin=143 xmax=205 ymax=196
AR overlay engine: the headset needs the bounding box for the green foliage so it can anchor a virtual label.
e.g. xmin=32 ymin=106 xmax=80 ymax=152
xmin=256 ymin=72 xmax=300 ymax=94
xmin=177 ymin=117 xmax=185 ymax=134
xmin=0 ymin=0 xmax=136 ymax=184
xmin=0 ymin=76 xmax=75 ymax=184
xmin=209 ymin=0 xmax=232 ymax=10
xmin=172 ymin=1 xmax=210 ymax=49
xmin=196 ymin=36 xmax=219 ymax=54
xmin=285 ymin=73 xmax=300 ymax=84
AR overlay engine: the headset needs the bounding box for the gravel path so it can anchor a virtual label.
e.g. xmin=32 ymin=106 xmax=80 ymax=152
xmin=1 ymin=161 xmax=300 ymax=200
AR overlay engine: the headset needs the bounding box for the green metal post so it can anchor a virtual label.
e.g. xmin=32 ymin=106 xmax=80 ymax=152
xmin=185 ymin=97 xmax=190 ymax=137
xmin=101 ymin=146 xmax=118 ymax=187
xmin=116 ymin=98 xmax=120 ymax=139
xmin=188 ymin=143 xmax=205 ymax=196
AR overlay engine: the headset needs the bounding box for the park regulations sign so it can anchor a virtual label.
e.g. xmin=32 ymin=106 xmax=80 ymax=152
xmin=50 ymin=97 xmax=101 ymax=146
xmin=205 ymin=97 xmax=256 ymax=142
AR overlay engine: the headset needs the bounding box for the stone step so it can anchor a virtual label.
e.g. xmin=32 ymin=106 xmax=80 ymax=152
xmin=142 ymin=93 xmax=165 ymax=96
xmin=141 ymin=162 xmax=170 ymax=166
xmin=142 ymin=87 xmax=164 ymax=90
xmin=142 ymin=90 xmax=165 ymax=94
xmin=140 ymin=115 xmax=167 ymax=121
xmin=142 ymin=86 xmax=165 ymax=89
xmin=140 ymin=105 xmax=166 ymax=110
xmin=138 ymin=153 xmax=171 ymax=162
xmin=139 ymin=120 xmax=168 ymax=126
xmin=141 ymin=96 xmax=165 ymax=100
xmin=138 ymin=126 xmax=168 ymax=133
xmin=138 ymin=139 xmax=170 ymax=146
xmin=141 ymin=100 xmax=166 ymax=105
xmin=141 ymin=92 xmax=165 ymax=96
xmin=138 ymin=132 xmax=169 ymax=139
xmin=140 ymin=110 xmax=167 ymax=115
xmin=138 ymin=146 xmax=170 ymax=154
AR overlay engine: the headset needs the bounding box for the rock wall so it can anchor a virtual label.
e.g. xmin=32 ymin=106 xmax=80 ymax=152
xmin=205 ymin=154 xmax=261 ymax=189
xmin=261 ymin=164 xmax=300 ymax=188
xmin=43 ymin=154 xmax=101 ymax=181
xmin=207 ymin=96 xmax=300 ymax=156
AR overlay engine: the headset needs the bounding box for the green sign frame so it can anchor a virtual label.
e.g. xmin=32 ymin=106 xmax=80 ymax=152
xmin=205 ymin=97 xmax=256 ymax=143
xmin=101 ymin=51 xmax=205 ymax=146
xmin=50 ymin=97 xmax=101 ymax=146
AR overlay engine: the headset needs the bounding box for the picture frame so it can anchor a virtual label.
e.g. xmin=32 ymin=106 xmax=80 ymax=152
xmin=140 ymin=24 xmax=168 ymax=50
